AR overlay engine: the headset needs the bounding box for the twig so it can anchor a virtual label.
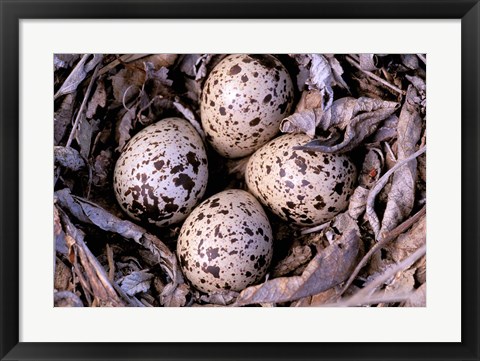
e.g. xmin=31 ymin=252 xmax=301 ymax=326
xmin=346 ymin=55 xmax=406 ymax=96
xmin=54 ymin=54 xmax=90 ymax=100
xmin=65 ymin=64 xmax=100 ymax=148
xmin=106 ymin=244 xmax=115 ymax=283
xmin=355 ymin=244 xmax=426 ymax=298
xmin=417 ymin=54 xmax=427 ymax=64
xmin=300 ymin=220 xmax=330 ymax=235
xmin=112 ymin=282 xmax=145 ymax=307
xmin=366 ymin=145 xmax=426 ymax=237
xmin=97 ymin=54 xmax=151 ymax=77
xmin=383 ymin=141 xmax=396 ymax=162
xmin=339 ymin=205 xmax=426 ymax=296
xmin=335 ymin=244 xmax=426 ymax=306
xmin=58 ymin=207 xmax=124 ymax=306
xmin=323 ymin=291 xmax=413 ymax=307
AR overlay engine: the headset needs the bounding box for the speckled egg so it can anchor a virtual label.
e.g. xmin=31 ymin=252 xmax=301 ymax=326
xmin=113 ymin=117 xmax=208 ymax=227
xmin=200 ymin=54 xmax=294 ymax=159
xmin=246 ymin=133 xmax=357 ymax=226
xmin=177 ymin=189 xmax=273 ymax=293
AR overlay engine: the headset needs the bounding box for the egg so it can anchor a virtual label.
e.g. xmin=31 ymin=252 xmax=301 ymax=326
xmin=113 ymin=117 xmax=208 ymax=227
xmin=200 ymin=54 xmax=294 ymax=159
xmin=177 ymin=189 xmax=273 ymax=293
xmin=246 ymin=133 xmax=357 ymax=226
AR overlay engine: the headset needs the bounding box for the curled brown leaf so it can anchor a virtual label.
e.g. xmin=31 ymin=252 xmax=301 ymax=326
xmin=234 ymin=227 xmax=359 ymax=306
xmin=379 ymin=86 xmax=423 ymax=235
xmin=293 ymin=97 xmax=399 ymax=153
xmin=54 ymin=188 xmax=184 ymax=286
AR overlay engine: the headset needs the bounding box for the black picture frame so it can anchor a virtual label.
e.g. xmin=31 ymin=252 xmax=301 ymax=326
xmin=1 ymin=1 xmax=479 ymax=360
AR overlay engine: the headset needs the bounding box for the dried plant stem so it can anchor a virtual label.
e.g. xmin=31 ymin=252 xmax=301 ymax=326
xmin=106 ymin=244 xmax=115 ymax=283
xmin=346 ymin=55 xmax=406 ymax=96
xmin=300 ymin=221 xmax=330 ymax=235
xmin=355 ymin=244 xmax=426 ymax=297
xmin=54 ymin=54 xmax=90 ymax=100
xmin=339 ymin=205 xmax=426 ymax=296
xmin=97 ymin=54 xmax=151 ymax=77
xmin=65 ymin=64 xmax=100 ymax=148
xmin=384 ymin=141 xmax=397 ymax=162
xmin=323 ymin=291 xmax=413 ymax=307
xmin=366 ymin=145 xmax=426 ymax=237
xmin=58 ymin=207 xmax=124 ymax=306
xmin=112 ymin=282 xmax=145 ymax=307
xmin=333 ymin=244 xmax=426 ymax=306
xmin=417 ymin=54 xmax=427 ymax=64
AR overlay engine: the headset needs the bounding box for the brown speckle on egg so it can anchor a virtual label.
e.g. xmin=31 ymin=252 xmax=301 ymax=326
xmin=113 ymin=117 xmax=208 ymax=227
xmin=246 ymin=133 xmax=357 ymax=226
xmin=177 ymin=189 xmax=273 ymax=294
xmin=200 ymin=54 xmax=294 ymax=158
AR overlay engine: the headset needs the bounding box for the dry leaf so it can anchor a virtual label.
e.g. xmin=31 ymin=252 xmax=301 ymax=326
xmin=384 ymin=268 xmax=416 ymax=295
xmin=280 ymin=88 xmax=325 ymax=136
xmin=141 ymin=54 xmax=178 ymax=69
xmin=379 ymin=86 xmax=422 ymax=235
xmin=359 ymin=148 xmax=383 ymax=187
xmin=54 ymin=188 xmax=184 ymax=286
xmin=144 ymin=62 xmax=173 ymax=96
xmin=292 ymin=286 xmax=342 ymax=306
xmin=372 ymin=115 xmax=398 ymax=142
xmin=75 ymin=117 xmax=99 ymax=158
xmin=401 ymin=54 xmax=420 ymax=70
xmin=54 ymin=54 xmax=81 ymax=70
xmin=293 ymin=97 xmax=399 ymax=153
xmin=54 ymin=146 xmax=86 ymax=172
xmin=160 ymin=283 xmax=189 ymax=307
xmin=54 ymin=93 xmax=75 ymax=145
xmin=92 ymin=149 xmax=113 ymax=187
xmin=86 ymin=79 xmax=107 ymax=119
xmin=234 ymin=226 xmax=359 ymax=306
xmin=296 ymin=89 xmax=324 ymax=113
xmin=272 ymin=245 xmax=313 ymax=277
xmin=54 ymin=291 xmax=84 ymax=307
xmin=359 ymin=54 xmax=379 ymax=71
xmin=280 ymin=109 xmax=321 ymax=137
xmin=54 ymin=257 xmax=72 ymax=291
xmin=55 ymin=54 xmax=103 ymax=100
xmin=291 ymin=54 xmax=336 ymax=110
xmin=177 ymin=54 xmax=202 ymax=77
xmin=403 ymin=283 xmax=426 ymax=307
xmin=120 ymin=270 xmax=154 ymax=296
xmin=115 ymin=109 xmax=136 ymax=152
xmin=199 ymin=290 xmax=239 ymax=306
xmin=172 ymin=101 xmax=206 ymax=141
xmin=193 ymin=54 xmax=214 ymax=80
xmin=110 ymin=66 xmax=145 ymax=105
xmin=57 ymin=206 xmax=124 ymax=306
xmin=348 ymin=186 xmax=369 ymax=219
xmin=324 ymin=54 xmax=350 ymax=90
xmin=54 ymin=205 xmax=68 ymax=255
xmin=366 ymin=146 xmax=426 ymax=239
xmin=386 ymin=215 xmax=426 ymax=263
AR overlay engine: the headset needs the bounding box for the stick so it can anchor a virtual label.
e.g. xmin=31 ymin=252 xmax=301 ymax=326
xmin=417 ymin=54 xmax=427 ymax=64
xmin=300 ymin=220 xmax=330 ymax=235
xmin=346 ymin=55 xmax=405 ymax=96
xmin=366 ymin=145 xmax=426 ymax=237
xmin=339 ymin=205 xmax=426 ymax=296
xmin=65 ymin=64 xmax=100 ymax=148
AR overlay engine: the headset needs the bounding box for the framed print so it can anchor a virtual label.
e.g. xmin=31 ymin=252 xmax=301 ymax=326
xmin=1 ymin=0 xmax=479 ymax=360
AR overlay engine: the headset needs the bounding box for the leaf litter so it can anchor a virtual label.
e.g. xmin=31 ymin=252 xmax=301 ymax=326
xmin=53 ymin=53 xmax=427 ymax=307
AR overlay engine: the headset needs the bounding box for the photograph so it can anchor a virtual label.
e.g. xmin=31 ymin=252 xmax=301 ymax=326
xmin=1 ymin=0 xmax=479 ymax=357
xmin=53 ymin=53 xmax=427 ymax=308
